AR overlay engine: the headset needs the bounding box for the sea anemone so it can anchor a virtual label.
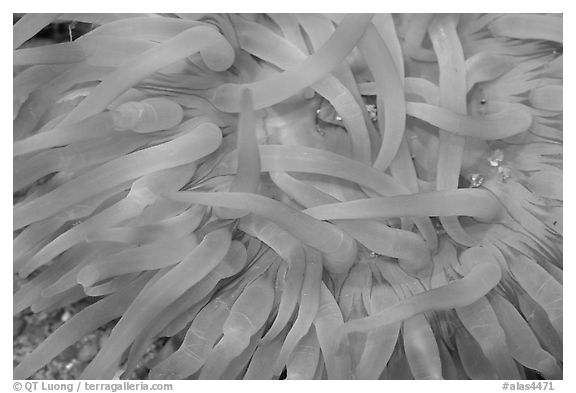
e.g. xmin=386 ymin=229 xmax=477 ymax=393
xmin=13 ymin=13 xmax=562 ymax=380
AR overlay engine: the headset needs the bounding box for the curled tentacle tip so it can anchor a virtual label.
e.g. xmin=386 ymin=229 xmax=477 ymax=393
xmin=399 ymin=254 xmax=434 ymax=279
xmin=323 ymin=235 xmax=358 ymax=275
xmin=76 ymin=265 xmax=99 ymax=287
xmin=199 ymin=33 xmax=235 ymax=72
xmin=112 ymin=98 xmax=184 ymax=134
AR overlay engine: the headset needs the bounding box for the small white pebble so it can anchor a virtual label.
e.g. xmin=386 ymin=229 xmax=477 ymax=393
xmin=498 ymin=166 xmax=511 ymax=181
xmin=78 ymin=343 xmax=98 ymax=362
xmin=365 ymin=104 xmax=378 ymax=122
xmin=61 ymin=310 xmax=72 ymax=322
xmin=488 ymin=149 xmax=504 ymax=167
xmin=469 ymin=173 xmax=485 ymax=188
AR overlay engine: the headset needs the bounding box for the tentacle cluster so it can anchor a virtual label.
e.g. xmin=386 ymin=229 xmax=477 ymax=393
xmin=13 ymin=13 xmax=562 ymax=380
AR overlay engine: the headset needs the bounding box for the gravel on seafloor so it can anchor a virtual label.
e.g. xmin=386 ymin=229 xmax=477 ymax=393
xmin=13 ymin=273 xmax=167 ymax=380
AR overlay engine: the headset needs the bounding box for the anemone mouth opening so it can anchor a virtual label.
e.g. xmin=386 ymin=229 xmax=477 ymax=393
xmin=13 ymin=13 xmax=562 ymax=380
